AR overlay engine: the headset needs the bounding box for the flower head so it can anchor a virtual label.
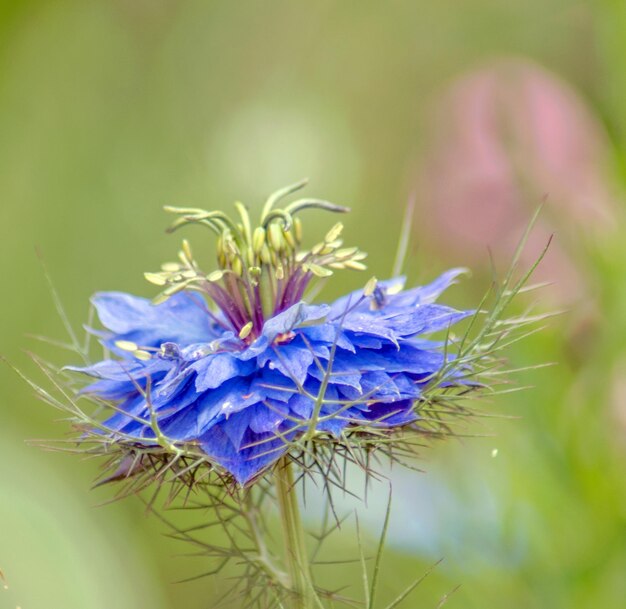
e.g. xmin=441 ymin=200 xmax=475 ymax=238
xmin=70 ymin=182 xmax=474 ymax=486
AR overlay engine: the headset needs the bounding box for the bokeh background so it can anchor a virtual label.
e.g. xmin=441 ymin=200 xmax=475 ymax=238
xmin=2 ymin=1 xmax=626 ymax=607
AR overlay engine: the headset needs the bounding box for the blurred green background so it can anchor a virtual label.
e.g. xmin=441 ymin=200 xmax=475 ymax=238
xmin=2 ymin=1 xmax=626 ymax=607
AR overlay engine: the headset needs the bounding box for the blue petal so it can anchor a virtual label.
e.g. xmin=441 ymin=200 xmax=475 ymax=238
xmin=341 ymin=313 xmax=399 ymax=344
xmin=159 ymin=404 xmax=202 ymax=440
xmin=328 ymin=270 xmax=467 ymax=319
xmin=249 ymin=402 xmax=288 ymax=434
xmin=257 ymin=341 xmax=315 ymax=386
xmin=388 ymin=268 xmax=467 ymax=308
xmin=288 ymin=394 xmax=315 ymax=420
xmin=360 ymin=400 xmax=417 ymax=426
xmin=69 ymin=358 xmax=172 ymax=399
xmin=334 ymin=345 xmax=447 ymax=374
xmin=247 ymin=370 xmax=299 ymax=403
xmin=191 ymin=352 xmax=254 ymax=391
xmin=195 ymin=378 xmax=252 ymax=433
xmin=360 ymin=371 xmax=402 ymax=400
xmin=153 ymin=375 xmax=200 ymax=413
xmin=92 ymin=291 xmax=218 ymax=349
xmin=68 ymin=358 xmax=167 ymax=381
xmin=220 ymin=412 xmax=252 ymax=450
xmin=347 ymin=334 xmax=383 ymax=349
xmin=200 ymin=425 xmax=293 ymax=484
xmin=384 ymin=305 xmax=472 ymax=337
xmin=102 ymin=394 xmax=148 ymax=432
xmin=242 ymin=302 xmax=330 ymax=359
xmin=299 ymin=324 xmax=355 ymax=353
xmin=307 ymin=362 xmax=363 ymax=392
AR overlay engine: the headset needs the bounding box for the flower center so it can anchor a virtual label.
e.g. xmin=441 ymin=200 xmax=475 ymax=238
xmin=144 ymin=181 xmax=367 ymax=343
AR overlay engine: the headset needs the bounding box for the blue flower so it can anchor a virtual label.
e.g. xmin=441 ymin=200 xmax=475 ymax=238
xmin=69 ymin=185 xmax=474 ymax=485
xmin=72 ymin=271 xmax=470 ymax=485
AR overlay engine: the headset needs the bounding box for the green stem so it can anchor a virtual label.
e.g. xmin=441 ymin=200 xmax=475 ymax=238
xmin=275 ymin=457 xmax=315 ymax=609
xmin=243 ymin=492 xmax=290 ymax=590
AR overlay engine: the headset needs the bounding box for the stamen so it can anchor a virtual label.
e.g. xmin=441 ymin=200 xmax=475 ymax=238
xmin=149 ymin=184 xmax=368 ymax=341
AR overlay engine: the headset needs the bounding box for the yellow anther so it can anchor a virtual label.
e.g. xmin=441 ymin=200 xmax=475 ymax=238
xmin=153 ymin=280 xmax=189 ymax=304
xmin=283 ymin=228 xmax=296 ymax=249
xmin=364 ymin=276 xmax=378 ymax=297
xmin=115 ymin=340 xmax=138 ymax=352
xmin=294 ymin=217 xmax=303 ymax=243
xmin=311 ymin=242 xmax=324 ymax=256
xmin=224 ymin=235 xmax=239 ymax=258
xmin=182 ymin=239 xmax=193 ymax=262
xmin=207 ymin=270 xmax=224 ymax=282
xmin=324 ymin=222 xmax=343 ymax=243
xmin=144 ymin=272 xmax=167 ymax=286
xmin=238 ymin=321 xmax=253 ymax=340
xmin=319 ymin=244 xmax=336 ymax=256
xmin=344 ymin=260 xmax=367 ymax=271
xmin=335 ymin=247 xmax=359 ymax=259
xmin=260 ymin=244 xmax=272 ymax=265
xmin=268 ymin=222 xmax=284 ymax=252
xmin=304 ymin=263 xmax=333 ymax=277
xmin=252 ymin=227 xmax=266 ymax=254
